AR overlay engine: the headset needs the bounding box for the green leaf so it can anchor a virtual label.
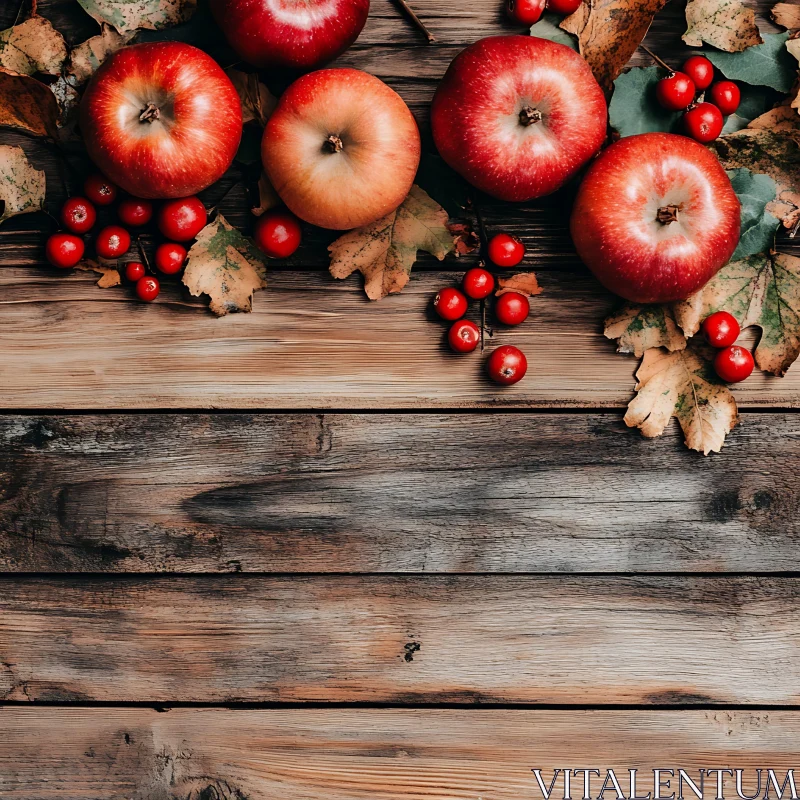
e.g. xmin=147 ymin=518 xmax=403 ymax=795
xmin=76 ymin=0 xmax=196 ymax=34
xmin=530 ymin=13 xmax=578 ymax=51
xmin=720 ymin=84 xmax=781 ymax=133
xmin=609 ymin=67 xmax=682 ymax=137
xmin=727 ymin=168 xmax=781 ymax=261
xmin=705 ymin=32 xmax=797 ymax=93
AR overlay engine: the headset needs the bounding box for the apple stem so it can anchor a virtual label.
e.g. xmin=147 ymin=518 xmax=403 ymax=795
xmin=518 ymin=107 xmax=543 ymax=126
xmin=393 ymin=0 xmax=436 ymax=43
xmin=639 ymin=44 xmax=673 ymax=74
xmin=322 ymin=134 xmax=344 ymax=154
xmin=656 ymin=205 xmax=679 ymax=224
xmin=139 ymin=103 xmax=161 ymax=124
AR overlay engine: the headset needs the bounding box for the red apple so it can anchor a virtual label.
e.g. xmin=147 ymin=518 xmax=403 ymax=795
xmin=571 ymin=132 xmax=741 ymax=303
xmin=80 ymin=42 xmax=243 ymax=200
xmin=209 ymin=0 xmax=370 ymax=70
xmin=431 ymin=35 xmax=607 ymax=202
xmin=263 ymin=68 xmax=420 ymax=230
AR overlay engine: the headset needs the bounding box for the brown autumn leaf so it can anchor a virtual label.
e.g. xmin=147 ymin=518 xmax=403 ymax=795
xmin=75 ymin=260 xmax=122 ymax=288
xmin=560 ymin=0 xmax=668 ymax=91
xmin=604 ymin=303 xmax=687 ymax=357
xmin=251 ymin=171 xmax=280 ymax=217
xmin=683 ymin=0 xmax=763 ymax=51
xmin=76 ymin=0 xmax=196 ymax=34
xmin=496 ymin=272 xmax=543 ymax=298
xmin=674 ymin=252 xmax=800 ymax=376
xmin=0 ymin=15 xmax=67 ymax=76
xmin=226 ymin=69 xmax=277 ymax=127
xmin=0 ymin=144 xmax=45 ymax=224
xmin=773 ymin=2 xmax=800 ymax=30
xmin=329 ymin=184 xmax=455 ymax=300
xmin=0 ymin=69 xmax=59 ymax=138
xmin=182 ymin=214 xmax=268 ymax=316
xmin=624 ymin=345 xmax=739 ymax=455
xmin=447 ymin=222 xmax=479 ymax=256
xmin=67 ymin=24 xmax=134 ymax=86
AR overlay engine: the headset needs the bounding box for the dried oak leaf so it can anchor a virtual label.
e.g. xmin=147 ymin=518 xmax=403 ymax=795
xmin=251 ymin=171 xmax=280 ymax=217
xmin=67 ymin=24 xmax=134 ymax=86
xmin=773 ymin=2 xmax=800 ymax=30
xmin=625 ymin=346 xmax=739 ymax=455
xmin=0 ymin=144 xmax=45 ymax=224
xmin=226 ymin=69 xmax=277 ymax=127
xmin=447 ymin=222 xmax=479 ymax=256
xmin=329 ymin=184 xmax=455 ymax=300
xmin=674 ymin=252 xmax=800 ymax=376
xmin=0 ymin=16 xmax=67 ymax=76
xmin=75 ymin=259 xmax=121 ymax=288
xmin=0 ymin=69 xmax=60 ymax=137
xmin=683 ymin=0 xmax=762 ymax=51
xmin=496 ymin=272 xmax=543 ymax=297
xmin=559 ymin=0 xmax=668 ymax=91
xmin=182 ymin=214 xmax=268 ymax=316
xmin=76 ymin=0 xmax=196 ymax=34
xmin=604 ymin=303 xmax=687 ymax=357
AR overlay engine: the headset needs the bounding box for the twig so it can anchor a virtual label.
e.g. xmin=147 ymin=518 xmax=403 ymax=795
xmin=790 ymin=215 xmax=800 ymax=239
xmin=480 ymin=299 xmax=486 ymax=353
xmin=639 ymin=44 xmax=673 ymax=73
xmin=136 ymin=236 xmax=153 ymax=273
xmin=393 ymin=0 xmax=435 ymax=43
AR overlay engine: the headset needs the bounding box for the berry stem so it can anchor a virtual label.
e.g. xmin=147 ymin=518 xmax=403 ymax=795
xmin=136 ymin=235 xmax=153 ymax=274
xmin=480 ymin=298 xmax=486 ymax=353
xmin=393 ymin=0 xmax=436 ymax=43
xmin=639 ymin=44 xmax=673 ymax=73
xmin=790 ymin=216 xmax=800 ymax=239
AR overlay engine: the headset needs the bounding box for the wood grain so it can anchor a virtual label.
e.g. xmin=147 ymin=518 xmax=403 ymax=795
xmin=1 ymin=708 xmax=799 ymax=800
xmin=0 ymin=413 xmax=798 ymax=573
xmin=2 ymin=575 xmax=800 ymax=703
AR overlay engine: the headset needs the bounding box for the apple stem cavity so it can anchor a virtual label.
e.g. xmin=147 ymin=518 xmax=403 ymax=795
xmin=322 ymin=134 xmax=344 ymax=154
xmin=656 ymin=204 xmax=680 ymax=225
xmin=518 ymin=107 xmax=543 ymax=126
xmin=139 ymin=103 xmax=161 ymax=124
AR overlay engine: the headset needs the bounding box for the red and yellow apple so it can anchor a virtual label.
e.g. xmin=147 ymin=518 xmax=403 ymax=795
xmin=80 ymin=42 xmax=242 ymax=199
xmin=571 ymin=132 xmax=741 ymax=303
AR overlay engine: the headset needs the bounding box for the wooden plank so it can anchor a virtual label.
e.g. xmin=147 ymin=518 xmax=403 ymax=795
xmin=2 ymin=267 xmax=799 ymax=409
xmin=1 ymin=413 xmax=799 ymax=573
xmin=2 ymin=575 xmax=800 ymax=703
xmin=1 ymin=708 xmax=799 ymax=800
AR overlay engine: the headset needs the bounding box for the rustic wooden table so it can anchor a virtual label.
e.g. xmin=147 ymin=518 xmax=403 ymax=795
xmin=2 ymin=0 xmax=800 ymax=796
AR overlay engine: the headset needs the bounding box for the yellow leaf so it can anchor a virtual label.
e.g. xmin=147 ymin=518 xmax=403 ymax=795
xmin=605 ymin=303 xmax=687 ymax=357
xmin=0 ymin=144 xmax=45 ymax=224
xmin=0 ymin=16 xmax=67 ymax=76
xmin=0 ymin=68 xmax=60 ymax=138
xmin=773 ymin=2 xmax=800 ymax=30
xmin=496 ymin=272 xmax=543 ymax=298
xmin=67 ymin=24 xmax=134 ymax=86
xmin=683 ymin=0 xmax=763 ymax=52
xmin=75 ymin=260 xmax=121 ymax=288
xmin=76 ymin=0 xmax=196 ymax=34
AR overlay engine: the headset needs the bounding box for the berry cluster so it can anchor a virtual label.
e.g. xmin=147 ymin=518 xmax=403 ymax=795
xmin=46 ymin=172 xmax=303 ymax=303
xmin=656 ymin=55 xmax=740 ymax=143
xmin=701 ymin=310 xmax=754 ymax=383
xmin=507 ymin=0 xmax=581 ymax=25
xmin=433 ymin=233 xmax=531 ymax=386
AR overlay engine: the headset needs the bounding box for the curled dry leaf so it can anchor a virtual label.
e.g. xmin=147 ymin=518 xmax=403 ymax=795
xmin=674 ymin=252 xmax=800 ymax=377
xmin=773 ymin=2 xmax=800 ymax=30
xmin=495 ymin=272 xmax=543 ymax=297
xmin=604 ymin=303 xmax=686 ymax=357
xmin=76 ymin=0 xmax=196 ymax=34
xmin=560 ymin=0 xmax=668 ymax=91
xmin=625 ymin=346 xmax=739 ymax=455
xmin=0 ymin=69 xmax=60 ymax=137
xmin=182 ymin=214 xmax=268 ymax=316
xmin=75 ymin=260 xmax=122 ymax=288
xmin=683 ymin=0 xmax=762 ymax=51
xmin=67 ymin=24 xmax=134 ymax=86
xmin=251 ymin=171 xmax=280 ymax=217
xmin=329 ymin=184 xmax=455 ymax=300
xmin=447 ymin=222 xmax=479 ymax=256
xmin=0 ymin=144 xmax=45 ymax=224
xmin=226 ymin=69 xmax=277 ymax=127
xmin=0 ymin=16 xmax=67 ymax=76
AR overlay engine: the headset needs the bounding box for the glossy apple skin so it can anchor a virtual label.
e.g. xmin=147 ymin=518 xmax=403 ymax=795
xmin=210 ymin=0 xmax=370 ymax=70
xmin=80 ymin=42 xmax=243 ymax=199
xmin=431 ymin=35 xmax=607 ymax=202
xmin=571 ymin=133 xmax=741 ymax=303
xmin=263 ymin=68 xmax=420 ymax=230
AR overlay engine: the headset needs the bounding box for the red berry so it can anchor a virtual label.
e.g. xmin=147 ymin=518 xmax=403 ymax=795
xmin=157 ymin=196 xmax=208 ymax=241
xmin=487 ymin=345 xmax=528 ymax=385
xmin=488 ymin=233 xmax=525 ymax=268
xmin=683 ymin=102 xmax=724 ymax=143
xmin=682 ymin=56 xmax=714 ymax=91
xmin=448 ymin=319 xmax=481 ymax=353
xmin=708 ymin=80 xmax=741 ymax=116
xmin=495 ymin=291 xmax=530 ymax=326
xmin=656 ymin=72 xmax=696 ymax=111
xmin=702 ymin=311 xmax=740 ymax=348
xmin=253 ymin=210 xmax=302 ymax=258
xmin=155 ymin=242 xmax=187 ymax=275
xmin=714 ymin=344 xmax=754 ymax=383
xmin=462 ymin=267 xmax=495 ymax=300
xmin=433 ymin=287 xmax=468 ymax=321
xmin=507 ymin=0 xmax=546 ymax=24
xmin=125 ymin=261 xmax=146 ymax=282
xmin=136 ymin=275 xmax=160 ymax=302
xmin=546 ymin=0 xmax=582 ymax=13
xmin=83 ymin=173 xmax=117 ymax=206
xmin=60 ymin=196 xmax=96 ymax=234
xmin=118 ymin=198 xmax=153 ymax=227
xmin=95 ymin=225 xmax=131 ymax=259
xmin=45 ymin=232 xmax=84 ymax=269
